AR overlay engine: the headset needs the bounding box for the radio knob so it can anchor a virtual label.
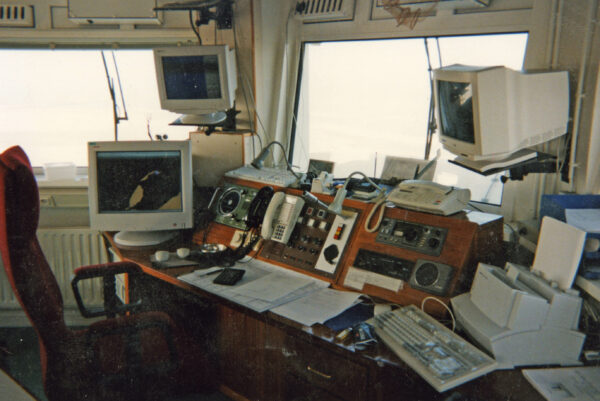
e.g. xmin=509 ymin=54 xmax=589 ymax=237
xmin=404 ymin=229 xmax=418 ymax=242
xmin=427 ymin=238 xmax=440 ymax=248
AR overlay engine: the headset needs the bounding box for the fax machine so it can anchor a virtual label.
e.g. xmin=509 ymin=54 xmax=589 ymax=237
xmin=451 ymin=262 xmax=585 ymax=369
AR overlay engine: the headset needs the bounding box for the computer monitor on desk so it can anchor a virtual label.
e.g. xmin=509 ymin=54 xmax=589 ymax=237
xmin=88 ymin=140 xmax=193 ymax=247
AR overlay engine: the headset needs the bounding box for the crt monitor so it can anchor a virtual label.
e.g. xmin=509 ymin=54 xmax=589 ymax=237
xmin=88 ymin=140 xmax=193 ymax=247
xmin=433 ymin=64 xmax=569 ymax=161
xmin=154 ymin=45 xmax=237 ymax=125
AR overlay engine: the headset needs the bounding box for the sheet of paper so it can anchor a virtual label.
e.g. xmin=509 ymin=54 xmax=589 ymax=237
xmin=532 ymin=216 xmax=586 ymax=290
xmin=343 ymin=267 xmax=403 ymax=292
xmin=231 ymin=272 xmax=314 ymax=302
xmin=271 ymin=288 xmax=362 ymax=327
xmin=523 ymin=367 xmax=600 ymax=401
xmin=565 ymin=209 xmax=600 ymax=234
xmin=178 ymin=259 xmax=329 ymax=312
xmin=380 ymin=156 xmax=436 ymax=181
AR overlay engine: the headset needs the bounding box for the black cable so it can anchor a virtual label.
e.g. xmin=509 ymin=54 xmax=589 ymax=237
xmin=189 ymin=10 xmax=202 ymax=45
xmin=466 ymin=201 xmax=483 ymax=212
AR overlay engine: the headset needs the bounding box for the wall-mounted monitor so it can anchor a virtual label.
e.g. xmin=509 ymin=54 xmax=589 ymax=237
xmin=88 ymin=140 xmax=193 ymax=247
xmin=154 ymin=45 xmax=237 ymax=125
xmin=433 ymin=65 xmax=569 ymax=161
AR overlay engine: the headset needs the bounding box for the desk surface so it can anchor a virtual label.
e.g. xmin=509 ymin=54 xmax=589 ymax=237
xmin=108 ymin=233 xmax=545 ymax=401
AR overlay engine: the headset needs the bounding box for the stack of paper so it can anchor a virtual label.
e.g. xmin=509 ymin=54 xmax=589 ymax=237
xmin=178 ymin=259 xmax=329 ymax=313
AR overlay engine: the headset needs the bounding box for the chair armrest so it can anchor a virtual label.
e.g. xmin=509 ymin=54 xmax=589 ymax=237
xmin=71 ymin=261 xmax=143 ymax=318
xmin=73 ymin=261 xmax=141 ymax=278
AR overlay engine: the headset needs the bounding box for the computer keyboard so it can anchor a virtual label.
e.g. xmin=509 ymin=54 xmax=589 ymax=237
xmin=225 ymin=166 xmax=299 ymax=187
xmin=373 ymin=305 xmax=497 ymax=392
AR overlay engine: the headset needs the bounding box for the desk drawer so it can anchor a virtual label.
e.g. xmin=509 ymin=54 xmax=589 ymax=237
xmin=284 ymin=337 xmax=368 ymax=401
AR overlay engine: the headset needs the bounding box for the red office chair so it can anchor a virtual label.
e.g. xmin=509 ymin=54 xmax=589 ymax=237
xmin=0 ymin=146 xmax=214 ymax=401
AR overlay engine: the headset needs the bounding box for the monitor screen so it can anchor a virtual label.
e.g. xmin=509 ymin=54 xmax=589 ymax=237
xmin=437 ymin=80 xmax=475 ymax=145
xmin=88 ymin=141 xmax=193 ymax=247
xmin=162 ymin=55 xmax=222 ymax=100
xmin=154 ymin=45 xmax=236 ymax=117
xmin=96 ymin=150 xmax=183 ymax=213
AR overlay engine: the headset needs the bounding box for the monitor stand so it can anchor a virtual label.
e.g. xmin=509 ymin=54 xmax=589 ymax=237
xmin=170 ymin=112 xmax=227 ymax=126
xmin=114 ymin=230 xmax=178 ymax=247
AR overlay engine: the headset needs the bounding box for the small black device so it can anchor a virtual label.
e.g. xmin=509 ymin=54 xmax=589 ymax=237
xmin=213 ymin=268 xmax=245 ymax=285
xmin=247 ymin=185 xmax=274 ymax=229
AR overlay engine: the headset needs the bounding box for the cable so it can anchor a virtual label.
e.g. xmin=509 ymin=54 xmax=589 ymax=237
xmin=189 ymin=10 xmax=202 ymax=45
xmin=466 ymin=201 xmax=483 ymax=212
xmin=421 ymin=296 xmax=456 ymax=332
xmin=364 ymin=194 xmax=388 ymax=233
xmin=258 ymin=141 xmax=302 ymax=179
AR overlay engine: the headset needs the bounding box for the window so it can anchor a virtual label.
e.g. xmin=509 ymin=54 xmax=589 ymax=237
xmin=0 ymin=49 xmax=191 ymax=167
xmin=292 ymin=33 xmax=528 ymax=204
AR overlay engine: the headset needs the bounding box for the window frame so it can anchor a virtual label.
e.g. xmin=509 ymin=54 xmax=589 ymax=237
xmin=284 ymin=2 xmax=542 ymax=216
xmin=290 ymin=33 xmax=528 ymax=208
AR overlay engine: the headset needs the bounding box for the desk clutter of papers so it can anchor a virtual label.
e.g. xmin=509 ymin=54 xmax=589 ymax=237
xmin=178 ymin=259 xmax=362 ymax=326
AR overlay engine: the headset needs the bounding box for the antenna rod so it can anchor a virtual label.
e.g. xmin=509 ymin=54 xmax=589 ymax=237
xmin=101 ymin=51 xmax=129 ymax=141
xmin=101 ymin=51 xmax=118 ymax=140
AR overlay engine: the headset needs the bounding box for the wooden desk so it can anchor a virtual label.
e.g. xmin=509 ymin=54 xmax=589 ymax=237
xmin=107 ymin=236 xmax=544 ymax=401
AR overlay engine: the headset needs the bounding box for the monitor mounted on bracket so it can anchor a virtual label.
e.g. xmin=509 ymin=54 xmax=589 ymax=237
xmin=154 ymin=45 xmax=237 ymax=126
xmin=433 ymin=65 xmax=569 ymax=161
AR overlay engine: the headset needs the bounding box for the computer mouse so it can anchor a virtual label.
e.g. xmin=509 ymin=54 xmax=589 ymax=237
xmin=154 ymin=250 xmax=170 ymax=262
xmin=176 ymin=247 xmax=190 ymax=259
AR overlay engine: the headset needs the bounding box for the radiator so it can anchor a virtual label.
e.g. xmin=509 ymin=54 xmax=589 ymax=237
xmin=0 ymin=228 xmax=109 ymax=309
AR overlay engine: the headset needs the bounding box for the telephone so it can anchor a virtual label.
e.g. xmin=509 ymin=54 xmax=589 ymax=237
xmin=387 ymin=180 xmax=470 ymax=216
xmin=261 ymin=192 xmax=305 ymax=243
xmin=246 ymin=186 xmax=274 ymax=229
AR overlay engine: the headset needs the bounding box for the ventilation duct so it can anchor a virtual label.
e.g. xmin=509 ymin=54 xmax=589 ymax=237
xmin=294 ymin=0 xmax=356 ymax=22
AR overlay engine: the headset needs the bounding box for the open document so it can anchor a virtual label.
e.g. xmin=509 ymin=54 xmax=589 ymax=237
xmin=271 ymin=287 xmax=362 ymax=327
xmin=178 ymin=259 xmax=329 ymax=313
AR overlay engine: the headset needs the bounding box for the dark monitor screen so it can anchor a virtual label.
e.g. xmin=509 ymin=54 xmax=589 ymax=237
xmin=96 ymin=151 xmax=183 ymax=213
xmin=162 ymin=55 xmax=222 ymax=100
xmin=437 ymin=80 xmax=475 ymax=144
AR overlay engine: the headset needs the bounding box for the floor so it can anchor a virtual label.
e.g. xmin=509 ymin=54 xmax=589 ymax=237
xmin=0 ymin=327 xmax=233 ymax=401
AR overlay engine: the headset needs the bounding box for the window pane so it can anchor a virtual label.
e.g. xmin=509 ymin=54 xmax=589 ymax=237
xmin=0 ymin=49 xmax=191 ymax=167
xmin=293 ymin=33 xmax=528 ymax=205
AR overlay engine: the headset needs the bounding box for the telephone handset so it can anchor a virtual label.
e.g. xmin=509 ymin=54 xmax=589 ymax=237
xmin=387 ymin=180 xmax=470 ymax=216
xmin=261 ymin=192 xmax=305 ymax=243
xmin=247 ymin=186 xmax=274 ymax=229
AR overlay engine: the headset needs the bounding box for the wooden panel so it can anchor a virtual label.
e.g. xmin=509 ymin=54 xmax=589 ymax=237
xmin=284 ymin=336 xmax=368 ymax=401
xmin=335 ymin=206 xmax=503 ymax=316
xmin=217 ymin=305 xmax=266 ymax=400
xmin=284 ymin=373 xmax=344 ymax=401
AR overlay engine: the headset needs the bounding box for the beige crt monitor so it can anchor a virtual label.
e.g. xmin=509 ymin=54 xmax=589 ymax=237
xmin=433 ymin=65 xmax=569 ymax=161
xmin=88 ymin=140 xmax=193 ymax=247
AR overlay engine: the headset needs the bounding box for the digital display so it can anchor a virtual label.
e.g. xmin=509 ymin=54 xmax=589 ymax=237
xmin=438 ymin=80 xmax=475 ymax=144
xmin=162 ymin=55 xmax=222 ymax=100
xmin=96 ymin=151 xmax=182 ymax=213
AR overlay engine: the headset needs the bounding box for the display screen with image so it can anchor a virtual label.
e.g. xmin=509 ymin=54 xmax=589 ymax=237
xmin=96 ymin=151 xmax=183 ymax=213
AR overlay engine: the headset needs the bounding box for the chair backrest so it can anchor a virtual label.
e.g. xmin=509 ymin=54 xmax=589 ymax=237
xmin=0 ymin=146 xmax=68 ymax=355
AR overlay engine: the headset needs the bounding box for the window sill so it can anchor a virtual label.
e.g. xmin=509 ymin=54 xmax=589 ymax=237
xmin=36 ymin=176 xmax=88 ymax=188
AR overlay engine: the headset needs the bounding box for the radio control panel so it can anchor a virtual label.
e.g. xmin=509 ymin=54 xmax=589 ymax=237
xmin=213 ymin=184 xmax=259 ymax=230
xmin=376 ymin=218 xmax=447 ymax=256
xmin=351 ymin=249 xmax=454 ymax=296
